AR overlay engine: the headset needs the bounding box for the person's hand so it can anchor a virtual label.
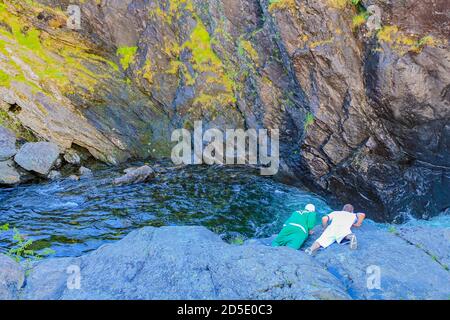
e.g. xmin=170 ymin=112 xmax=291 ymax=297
xmin=353 ymin=213 xmax=366 ymax=228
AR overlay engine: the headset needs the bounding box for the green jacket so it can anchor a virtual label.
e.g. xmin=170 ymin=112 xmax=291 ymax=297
xmin=283 ymin=210 xmax=317 ymax=233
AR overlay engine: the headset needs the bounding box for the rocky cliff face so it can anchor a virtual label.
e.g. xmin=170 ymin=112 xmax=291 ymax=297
xmin=0 ymin=0 xmax=448 ymax=221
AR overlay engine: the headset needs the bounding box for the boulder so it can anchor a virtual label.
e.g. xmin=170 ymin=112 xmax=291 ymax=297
xmin=0 ymin=160 xmax=21 ymax=185
xmin=79 ymin=166 xmax=93 ymax=177
xmin=0 ymin=125 xmax=16 ymax=161
xmin=68 ymin=175 xmax=80 ymax=181
xmin=21 ymin=257 xmax=76 ymax=300
xmin=0 ymin=254 xmax=24 ymax=300
xmin=63 ymin=149 xmax=81 ymax=165
xmin=47 ymin=170 xmax=62 ymax=180
xmin=22 ymin=226 xmax=350 ymax=300
xmin=113 ymin=165 xmax=155 ymax=185
xmin=14 ymin=142 xmax=60 ymax=175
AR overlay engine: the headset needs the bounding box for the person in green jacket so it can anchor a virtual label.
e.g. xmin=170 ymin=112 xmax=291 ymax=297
xmin=272 ymin=204 xmax=317 ymax=250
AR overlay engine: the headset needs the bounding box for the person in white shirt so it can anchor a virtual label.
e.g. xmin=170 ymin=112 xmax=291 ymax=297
xmin=305 ymin=204 xmax=366 ymax=256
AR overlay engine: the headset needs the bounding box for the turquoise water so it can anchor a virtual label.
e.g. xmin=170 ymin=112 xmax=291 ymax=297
xmin=403 ymin=215 xmax=450 ymax=228
xmin=0 ymin=163 xmax=331 ymax=257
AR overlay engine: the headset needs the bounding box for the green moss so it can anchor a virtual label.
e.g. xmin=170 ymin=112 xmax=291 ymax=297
xmin=147 ymin=0 xmax=237 ymax=116
xmin=0 ymin=69 xmax=10 ymax=86
xmin=0 ymin=0 xmax=122 ymax=99
xmin=304 ymin=112 xmax=315 ymax=130
xmin=182 ymin=17 xmax=236 ymax=112
xmin=0 ymin=108 xmax=36 ymax=141
xmin=182 ymin=19 xmax=221 ymax=73
xmin=230 ymin=236 xmax=245 ymax=245
xmin=388 ymin=225 xmax=397 ymax=234
xmin=116 ymin=46 xmax=138 ymax=70
xmin=352 ymin=13 xmax=367 ymax=29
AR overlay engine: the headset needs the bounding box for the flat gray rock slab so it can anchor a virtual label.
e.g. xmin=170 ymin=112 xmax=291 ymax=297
xmin=0 ymin=125 xmax=16 ymax=161
xmin=14 ymin=224 xmax=450 ymax=300
xmin=312 ymin=223 xmax=450 ymax=300
xmin=0 ymin=254 xmax=24 ymax=300
xmin=14 ymin=142 xmax=60 ymax=175
xmin=397 ymin=225 xmax=450 ymax=269
xmin=23 ymin=227 xmax=350 ymax=300
xmin=0 ymin=160 xmax=21 ymax=185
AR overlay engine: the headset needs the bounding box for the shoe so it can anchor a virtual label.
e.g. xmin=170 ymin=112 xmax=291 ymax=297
xmin=349 ymin=234 xmax=357 ymax=250
xmin=305 ymin=248 xmax=314 ymax=256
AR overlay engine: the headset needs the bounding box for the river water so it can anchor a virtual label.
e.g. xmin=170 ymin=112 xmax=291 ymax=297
xmin=1 ymin=162 xmax=448 ymax=258
xmin=0 ymin=163 xmax=333 ymax=257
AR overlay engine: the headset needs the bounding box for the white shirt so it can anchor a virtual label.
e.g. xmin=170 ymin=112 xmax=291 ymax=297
xmin=328 ymin=211 xmax=357 ymax=226
xmin=327 ymin=211 xmax=357 ymax=237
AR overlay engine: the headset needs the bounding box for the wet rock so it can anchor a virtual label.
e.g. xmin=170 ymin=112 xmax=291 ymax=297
xmin=53 ymin=157 xmax=62 ymax=169
xmin=23 ymin=227 xmax=350 ymax=300
xmin=0 ymin=125 xmax=16 ymax=161
xmin=79 ymin=166 xmax=93 ymax=177
xmin=47 ymin=170 xmax=62 ymax=181
xmin=68 ymin=175 xmax=80 ymax=181
xmin=0 ymin=160 xmax=21 ymax=185
xmin=0 ymin=254 xmax=24 ymax=300
xmin=63 ymin=149 xmax=81 ymax=165
xmin=113 ymin=165 xmax=155 ymax=185
xmin=14 ymin=142 xmax=60 ymax=176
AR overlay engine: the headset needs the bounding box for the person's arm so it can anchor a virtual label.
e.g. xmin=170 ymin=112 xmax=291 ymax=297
xmin=353 ymin=213 xmax=366 ymax=227
xmin=307 ymin=211 xmax=317 ymax=234
xmin=321 ymin=215 xmax=330 ymax=229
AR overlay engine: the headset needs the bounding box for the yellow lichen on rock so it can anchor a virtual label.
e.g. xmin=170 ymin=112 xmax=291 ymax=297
xmin=0 ymin=0 xmax=119 ymax=97
xmin=268 ymin=0 xmax=297 ymax=13
xmin=146 ymin=0 xmax=236 ymax=117
xmin=116 ymin=46 xmax=138 ymax=71
xmin=142 ymin=59 xmax=153 ymax=85
xmin=182 ymin=17 xmax=236 ymax=115
xmin=238 ymin=39 xmax=259 ymax=65
xmin=327 ymin=0 xmax=349 ymax=10
xmin=377 ymin=25 xmax=441 ymax=55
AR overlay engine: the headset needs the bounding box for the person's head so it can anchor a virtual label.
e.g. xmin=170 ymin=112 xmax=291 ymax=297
xmin=305 ymin=204 xmax=316 ymax=212
xmin=343 ymin=204 xmax=354 ymax=213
